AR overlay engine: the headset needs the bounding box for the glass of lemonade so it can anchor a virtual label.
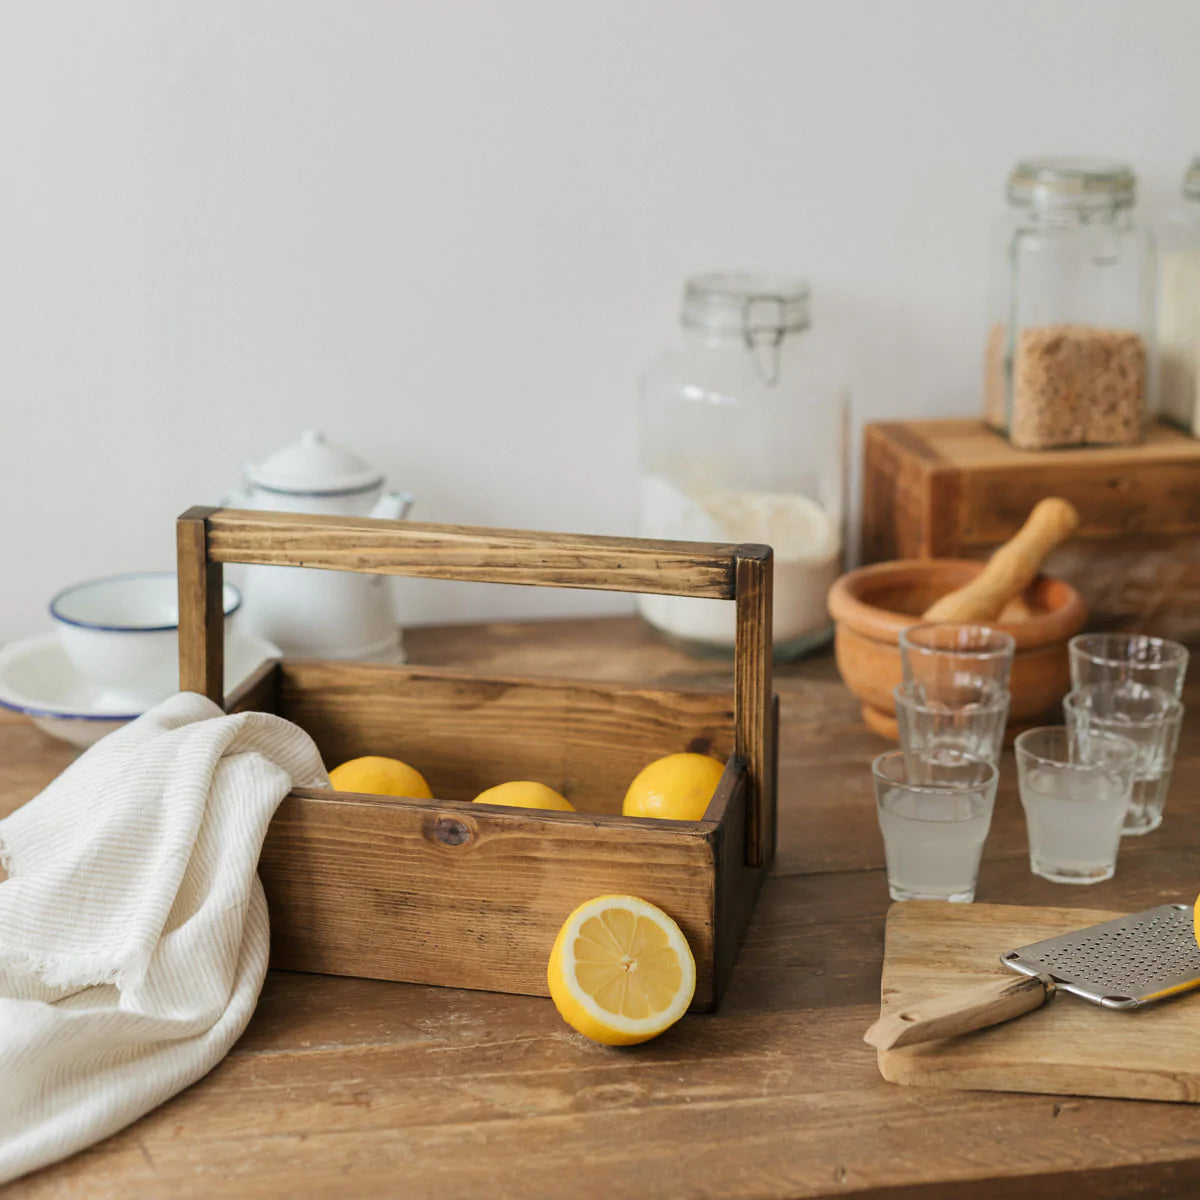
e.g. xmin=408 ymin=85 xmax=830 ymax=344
xmin=1014 ymin=726 xmax=1138 ymax=884
xmin=872 ymin=749 xmax=998 ymax=903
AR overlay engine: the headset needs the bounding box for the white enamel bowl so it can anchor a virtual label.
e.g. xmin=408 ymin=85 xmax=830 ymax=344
xmin=49 ymin=572 xmax=241 ymax=708
xmin=0 ymin=629 xmax=281 ymax=748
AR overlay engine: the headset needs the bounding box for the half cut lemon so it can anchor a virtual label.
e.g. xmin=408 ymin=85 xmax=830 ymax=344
xmin=547 ymin=895 xmax=696 ymax=1045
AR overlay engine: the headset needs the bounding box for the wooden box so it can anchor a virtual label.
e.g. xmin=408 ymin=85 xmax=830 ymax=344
xmin=176 ymin=507 xmax=777 ymax=1011
xmin=863 ymin=419 xmax=1200 ymax=642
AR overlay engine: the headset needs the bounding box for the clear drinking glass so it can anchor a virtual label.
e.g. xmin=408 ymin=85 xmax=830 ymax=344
xmin=1014 ymin=726 xmax=1137 ymax=884
xmin=899 ymin=624 xmax=1016 ymax=699
xmin=1063 ymin=684 xmax=1184 ymax=836
xmin=1068 ymin=633 xmax=1188 ymax=699
xmin=872 ymin=749 xmax=998 ymax=903
xmin=893 ymin=682 xmax=1010 ymax=766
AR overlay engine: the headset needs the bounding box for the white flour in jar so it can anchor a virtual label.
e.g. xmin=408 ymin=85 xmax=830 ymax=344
xmin=1158 ymin=247 xmax=1200 ymax=431
xmin=636 ymin=475 xmax=841 ymax=650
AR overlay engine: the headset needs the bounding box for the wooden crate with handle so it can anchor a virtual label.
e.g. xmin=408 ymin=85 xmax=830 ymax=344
xmin=176 ymin=506 xmax=777 ymax=1010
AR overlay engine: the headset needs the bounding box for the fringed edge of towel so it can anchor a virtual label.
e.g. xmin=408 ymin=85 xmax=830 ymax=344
xmin=0 ymin=831 xmax=129 ymax=991
xmin=0 ymin=941 xmax=127 ymax=991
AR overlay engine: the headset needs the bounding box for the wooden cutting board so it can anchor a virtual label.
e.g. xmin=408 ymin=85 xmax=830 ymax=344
xmin=876 ymin=901 xmax=1200 ymax=1103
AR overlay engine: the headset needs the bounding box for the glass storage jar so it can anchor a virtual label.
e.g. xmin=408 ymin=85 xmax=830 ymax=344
xmin=636 ymin=272 xmax=848 ymax=661
xmin=1157 ymin=157 xmax=1200 ymax=432
xmin=983 ymin=158 xmax=1155 ymax=450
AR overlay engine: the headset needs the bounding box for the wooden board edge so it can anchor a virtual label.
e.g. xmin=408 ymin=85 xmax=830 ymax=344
xmin=702 ymin=755 xmax=747 ymax=824
xmin=284 ymin=786 xmax=721 ymax=841
xmin=204 ymin=509 xmax=744 ymax=599
xmin=865 ymin=421 xmax=948 ymax=466
xmin=877 ymin=1045 xmax=1200 ymax=1104
xmin=710 ymin=764 xmax=767 ymax=1011
xmin=224 ymin=657 xmax=280 ymax=715
xmin=275 ymin=655 xmax=738 ymax=705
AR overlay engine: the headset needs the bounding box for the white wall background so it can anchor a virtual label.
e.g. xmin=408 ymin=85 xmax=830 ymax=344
xmin=3 ymin=0 xmax=1199 ymax=640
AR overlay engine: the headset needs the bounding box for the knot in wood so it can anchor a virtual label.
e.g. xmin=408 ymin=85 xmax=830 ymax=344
xmin=427 ymin=816 xmax=472 ymax=847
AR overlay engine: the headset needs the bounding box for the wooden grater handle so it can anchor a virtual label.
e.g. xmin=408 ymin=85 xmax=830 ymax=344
xmin=863 ymin=973 xmax=1055 ymax=1051
xmin=921 ymin=497 xmax=1079 ymax=624
xmin=176 ymin=506 xmax=775 ymax=867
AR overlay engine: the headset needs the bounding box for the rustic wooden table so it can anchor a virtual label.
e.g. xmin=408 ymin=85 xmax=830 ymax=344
xmin=5 ymin=616 xmax=1200 ymax=1199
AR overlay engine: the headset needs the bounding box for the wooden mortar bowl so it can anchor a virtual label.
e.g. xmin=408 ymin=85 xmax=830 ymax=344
xmin=827 ymin=559 xmax=1087 ymax=739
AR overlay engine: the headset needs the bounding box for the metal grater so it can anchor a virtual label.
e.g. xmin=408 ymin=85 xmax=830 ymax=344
xmin=1001 ymin=903 xmax=1200 ymax=1010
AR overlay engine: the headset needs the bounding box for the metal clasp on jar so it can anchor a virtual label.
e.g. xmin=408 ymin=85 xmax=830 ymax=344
xmin=741 ymin=294 xmax=788 ymax=385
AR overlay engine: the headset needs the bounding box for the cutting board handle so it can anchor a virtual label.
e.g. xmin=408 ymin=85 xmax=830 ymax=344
xmin=864 ymin=973 xmax=1054 ymax=1050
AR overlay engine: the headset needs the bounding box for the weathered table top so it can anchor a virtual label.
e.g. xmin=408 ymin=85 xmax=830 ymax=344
xmin=5 ymin=616 xmax=1200 ymax=1199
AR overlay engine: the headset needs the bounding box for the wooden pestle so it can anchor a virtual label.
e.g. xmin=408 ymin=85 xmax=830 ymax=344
xmin=921 ymin=497 xmax=1080 ymax=623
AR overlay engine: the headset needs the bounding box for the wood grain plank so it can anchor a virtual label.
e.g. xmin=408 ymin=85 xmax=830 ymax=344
xmin=13 ymin=899 xmax=1200 ymax=1200
xmin=735 ymin=549 xmax=775 ymax=867
xmin=223 ymin=657 xmax=279 ymax=716
xmin=275 ymin=659 xmax=736 ymax=813
xmin=710 ymin=751 xmax=769 ymax=1008
xmin=175 ymin=507 xmax=224 ymax=703
xmin=259 ymin=789 xmax=721 ymax=1008
xmin=203 ymin=509 xmax=746 ymax=598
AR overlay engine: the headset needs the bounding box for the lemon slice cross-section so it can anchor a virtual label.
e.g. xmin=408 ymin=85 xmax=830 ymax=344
xmin=547 ymin=895 xmax=697 ymax=1045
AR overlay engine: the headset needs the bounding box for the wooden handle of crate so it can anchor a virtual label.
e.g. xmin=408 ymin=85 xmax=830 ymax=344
xmin=177 ymin=507 xmax=776 ymax=867
xmin=920 ymin=498 xmax=1079 ymax=624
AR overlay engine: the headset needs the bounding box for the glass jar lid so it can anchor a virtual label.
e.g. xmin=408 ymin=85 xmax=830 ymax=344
xmin=1184 ymin=157 xmax=1200 ymax=202
xmin=682 ymin=272 xmax=811 ymax=339
xmin=1006 ymin=157 xmax=1136 ymax=211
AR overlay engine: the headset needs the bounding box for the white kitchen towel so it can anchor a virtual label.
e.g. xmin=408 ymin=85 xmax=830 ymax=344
xmin=0 ymin=692 xmax=328 ymax=1184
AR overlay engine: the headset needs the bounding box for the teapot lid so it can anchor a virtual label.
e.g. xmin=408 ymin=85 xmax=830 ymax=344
xmin=245 ymin=430 xmax=384 ymax=496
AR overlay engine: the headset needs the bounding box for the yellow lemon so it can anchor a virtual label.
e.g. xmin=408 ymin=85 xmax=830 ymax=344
xmin=547 ymin=894 xmax=696 ymax=1045
xmin=328 ymin=755 xmax=432 ymax=799
xmin=473 ymin=781 xmax=575 ymax=811
xmin=622 ymin=752 xmax=725 ymax=821
xmin=1195 ymin=891 xmax=1200 ymax=950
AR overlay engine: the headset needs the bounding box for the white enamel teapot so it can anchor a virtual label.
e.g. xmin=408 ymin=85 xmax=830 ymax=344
xmin=223 ymin=430 xmax=415 ymax=660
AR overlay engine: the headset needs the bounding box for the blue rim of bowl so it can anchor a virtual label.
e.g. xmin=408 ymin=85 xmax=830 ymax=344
xmin=0 ymin=693 xmax=141 ymax=722
xmin=48 ymin=572 xmax=242 ymax=632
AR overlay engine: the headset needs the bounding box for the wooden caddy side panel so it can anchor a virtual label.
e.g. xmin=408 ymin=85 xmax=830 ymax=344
xmin=234 ymin=660 xmax=751 ymax=1010
xmin=273 ymin=659 xmax=737 ymax=812
xmin=259 ymin=788 xmax=724 ymax=1008
xmin=709 ymin=697 xmax=778 ymax=1008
